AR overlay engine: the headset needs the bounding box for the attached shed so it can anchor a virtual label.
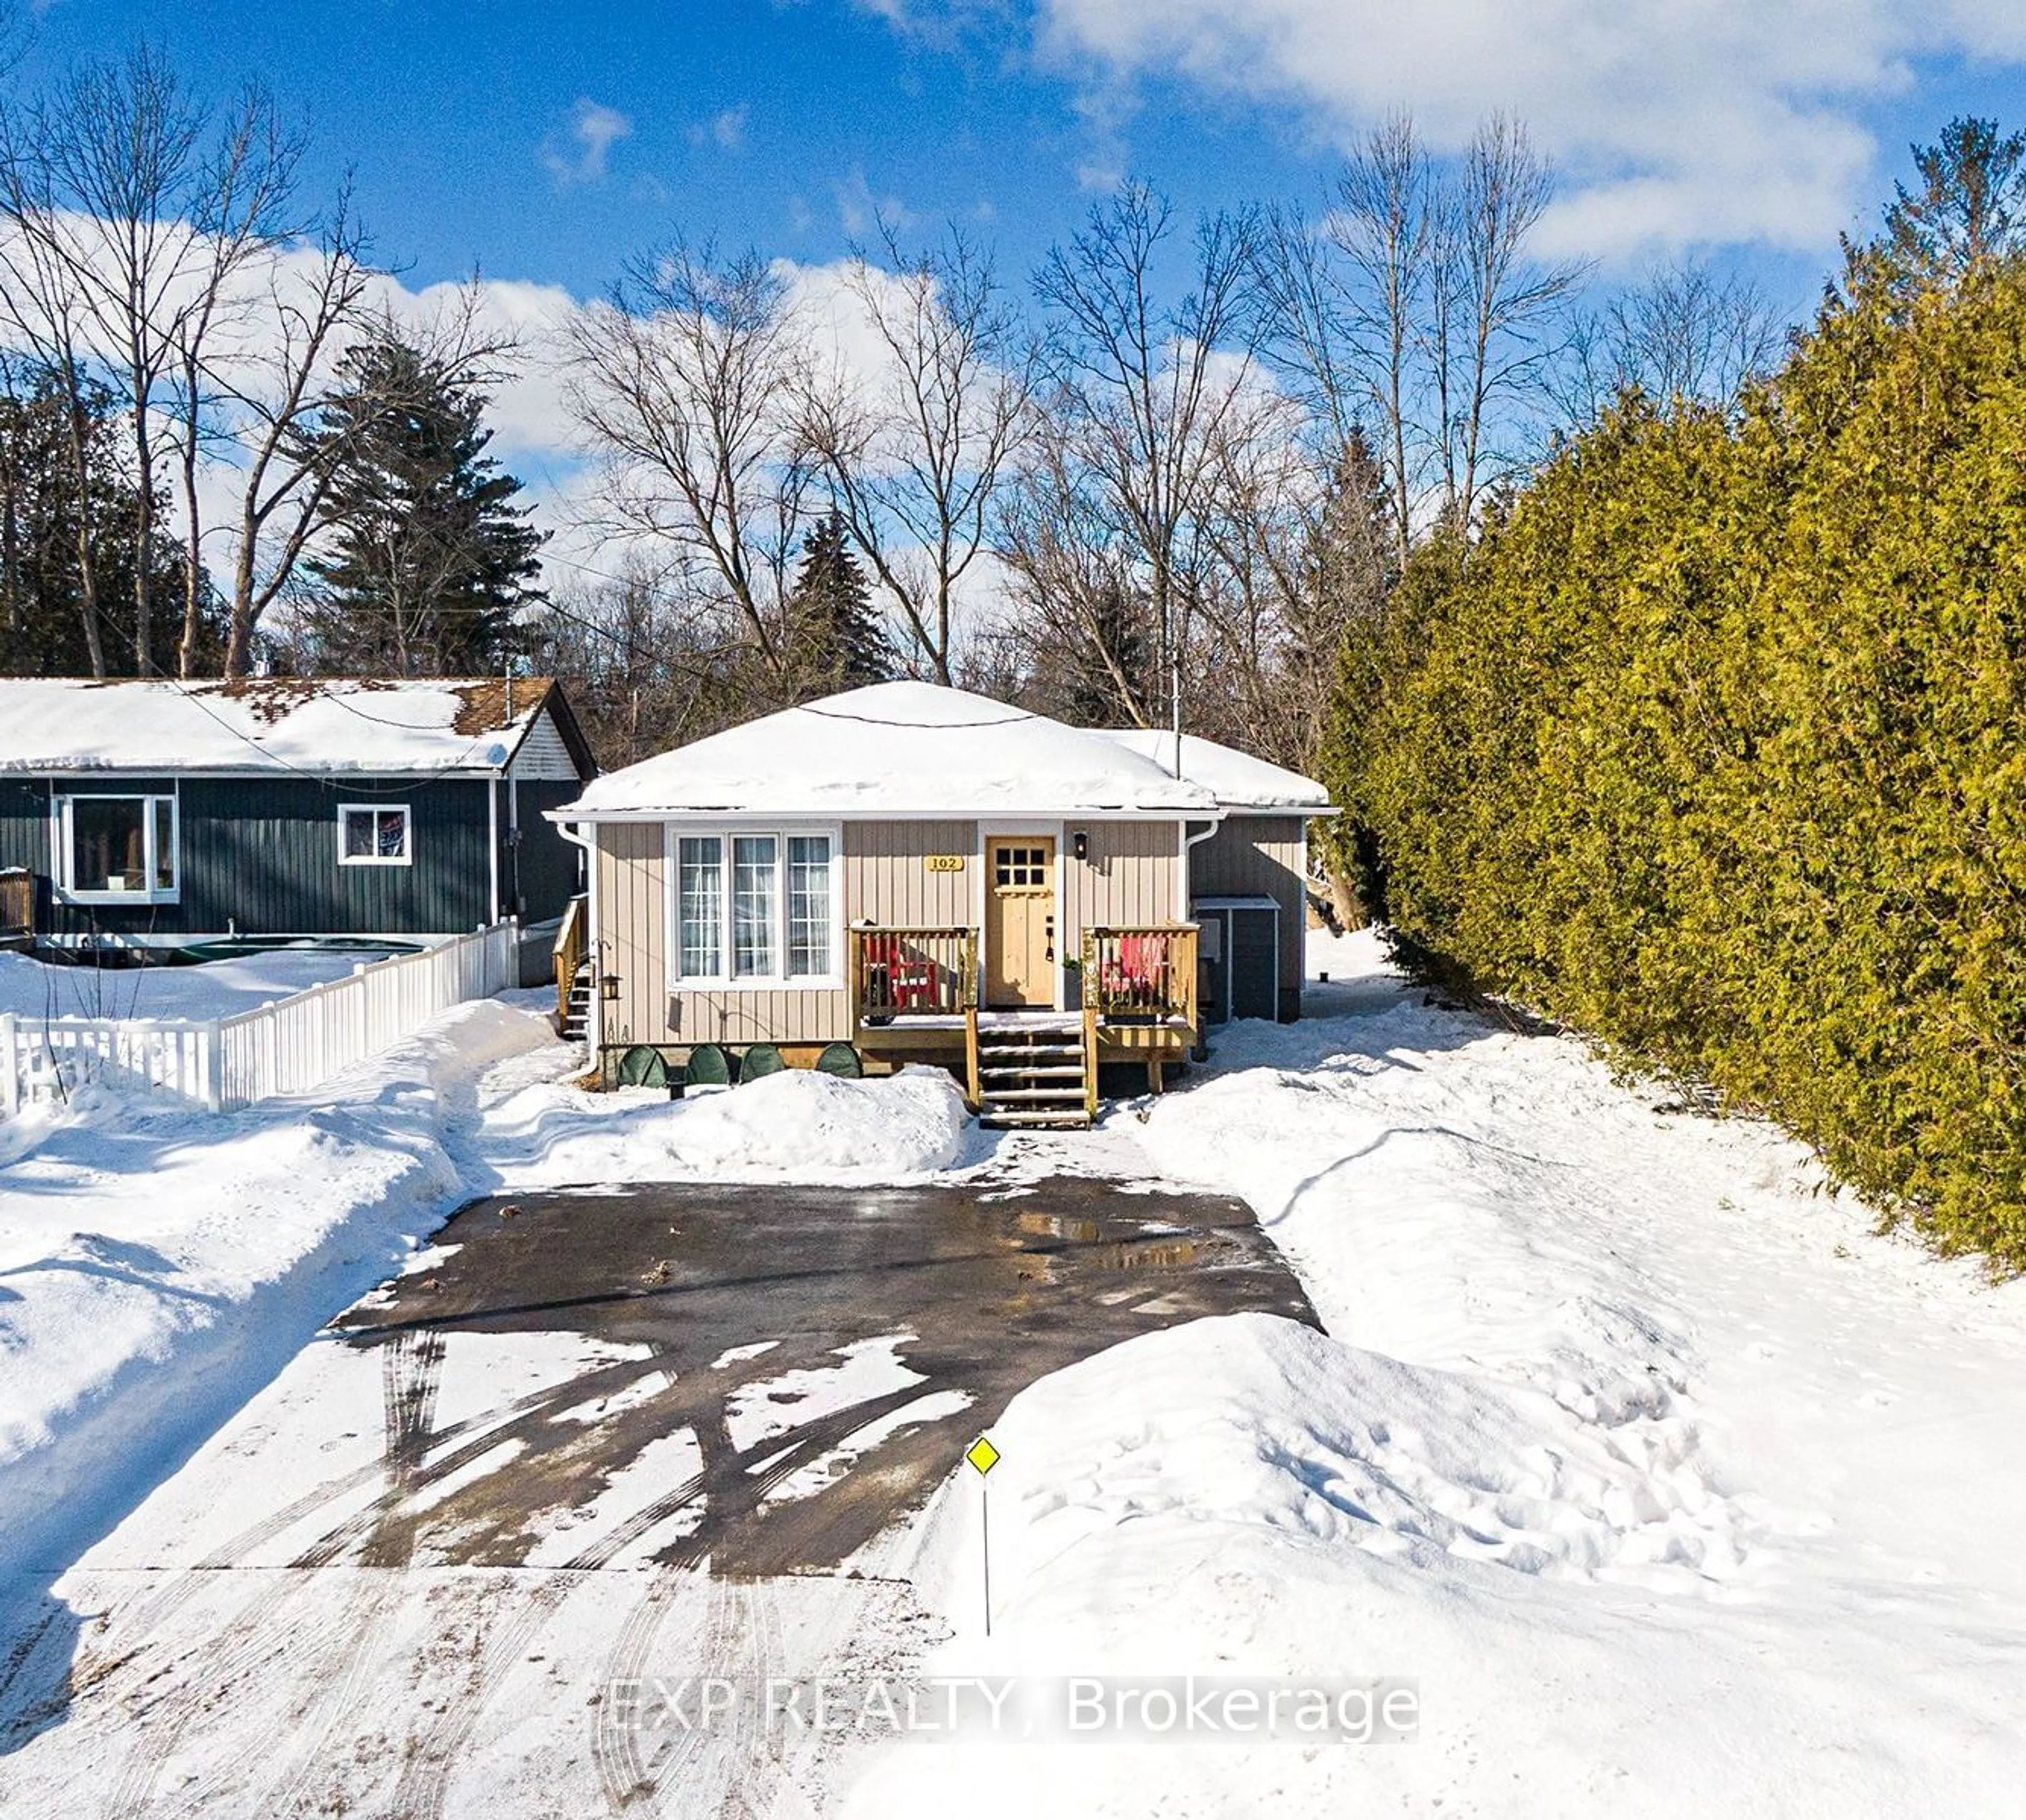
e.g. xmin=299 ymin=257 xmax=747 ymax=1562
xmin=1087 ymin=732 xmax=1334 ymax=1024
xmin=0 ymin=676 xmax=596 ymax=948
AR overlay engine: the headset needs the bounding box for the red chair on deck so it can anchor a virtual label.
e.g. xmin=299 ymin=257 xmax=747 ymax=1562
xmin=863 ymin=933 xmax=941 ymax=1013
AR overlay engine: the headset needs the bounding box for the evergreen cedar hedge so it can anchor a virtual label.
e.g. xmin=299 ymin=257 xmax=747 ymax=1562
xmin=1330 ymin=264 xmax=2026 ymax=1266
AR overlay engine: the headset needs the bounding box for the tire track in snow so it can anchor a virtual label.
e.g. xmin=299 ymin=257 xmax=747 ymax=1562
xmin=386 ymin=1576 xmax=572 ymax=1820
xmin=97 ymin=1330 xmax=449 ymax=1820
xmin=68 ymin=1335 xmax=645 ymax=1668
xmin=592 ymin=1568 xmax=735 ymax=1814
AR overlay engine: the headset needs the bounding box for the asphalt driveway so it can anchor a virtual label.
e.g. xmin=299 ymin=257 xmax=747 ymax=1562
xmin=333 ymin=1171 xmax=1319 ymax=1576
xmin=0 ymin=1168 xmax=1317 ymax=1818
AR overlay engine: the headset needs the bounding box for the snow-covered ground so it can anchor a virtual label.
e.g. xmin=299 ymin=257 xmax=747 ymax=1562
xmin=845 ymin=930 xmax=2026 ymax=1817
xmin=0 ymin=945 xmax=400 ymax=1025
xmin=0 ymin=1003 xmax=971 ymax=1588
xmin=0 ymin=999 xmax=549 ymax=1581
xmin=5 ymin=927 xmax=2024 ymax=1817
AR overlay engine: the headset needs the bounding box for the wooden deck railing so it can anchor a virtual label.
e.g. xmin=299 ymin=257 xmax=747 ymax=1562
xmin=552 ymin=892 xmax=587 ymax=1024
xmin=0 ymin=868 xmax=33 ymax=939
xmin=1082 ymin=925 xmax=1200 ymax=1029
xmin=850 ymin=925 xmax=977 ymax=1025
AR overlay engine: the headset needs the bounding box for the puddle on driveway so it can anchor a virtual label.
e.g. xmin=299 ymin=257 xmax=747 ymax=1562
xmin=330 ymin=1175 xmax=1317 ymax=1578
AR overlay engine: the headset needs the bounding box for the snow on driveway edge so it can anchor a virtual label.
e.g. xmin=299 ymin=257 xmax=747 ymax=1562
xmin=0 ymin=1001 xmax=550 ymax=1580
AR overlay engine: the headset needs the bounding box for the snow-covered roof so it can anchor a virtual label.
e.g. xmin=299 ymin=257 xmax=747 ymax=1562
xmin=1087 ymin=729 xmax=1334 ymax=812
xmin=560 ymin=681 xmax=1224 ymax=819
xmin=0 ymin=677 xmax=581 ymax=777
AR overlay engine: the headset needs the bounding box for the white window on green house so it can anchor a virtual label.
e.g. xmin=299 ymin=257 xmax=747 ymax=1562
xmin=670 ymin=829 xmax=837 ymax=986
xmin=338 ymin=804 xmax=412 ymax=866
xmin=58 ymin=794 xmax=179 ymax=901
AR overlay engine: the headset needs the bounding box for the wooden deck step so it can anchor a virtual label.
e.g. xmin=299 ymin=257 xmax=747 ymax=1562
xmin=561 ymin=960 xmax=593 ymax=1042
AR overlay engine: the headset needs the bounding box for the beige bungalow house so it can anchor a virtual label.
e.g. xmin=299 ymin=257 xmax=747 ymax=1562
xmin=549 ymin=681 xmax=1331 ymax=1125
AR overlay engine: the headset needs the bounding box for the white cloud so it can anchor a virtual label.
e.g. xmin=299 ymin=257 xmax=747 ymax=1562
xmin=833 ymin=167 xmax=919 ymax=237
xmin=971 ymin=0 xmax=2026 ymax=256
xmin=690 ymin=104 xmax=749 ymax=151
xmin=542 ymin=97 xmax=633 ymax=187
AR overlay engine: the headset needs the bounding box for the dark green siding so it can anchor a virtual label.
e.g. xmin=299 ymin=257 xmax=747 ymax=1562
xmin=9 ymin=773 xmax=495 ymax=939
xmin=509 ymin=779 xmax=586 ymax=922
xmin=171 ymin=777 xmax=495 ymax=935
xmin=0 ymin=777 xmax=52 ymax=875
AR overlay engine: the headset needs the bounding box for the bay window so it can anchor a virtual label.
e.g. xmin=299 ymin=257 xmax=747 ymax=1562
xmin=58 ymin=793 xmax=178 ymax=902
xmin=671 ymin=828 xmax=837 ymax=984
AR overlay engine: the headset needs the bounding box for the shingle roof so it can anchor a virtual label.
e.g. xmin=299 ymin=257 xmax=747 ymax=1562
xmin=0 ymin=676 xmax=575 ymax=776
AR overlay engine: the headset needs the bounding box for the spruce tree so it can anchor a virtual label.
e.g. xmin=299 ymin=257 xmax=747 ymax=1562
xmin=298 ymin=338 xmax=546 ymax=676
xmin=787 ymin=511 xmax=893 ymax=695
xmin=1060 ymin=580 xmax=1149 ymax=727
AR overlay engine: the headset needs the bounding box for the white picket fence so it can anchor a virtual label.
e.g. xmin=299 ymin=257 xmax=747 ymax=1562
xmin=0 ymin=921 xmax=520 ymax=1116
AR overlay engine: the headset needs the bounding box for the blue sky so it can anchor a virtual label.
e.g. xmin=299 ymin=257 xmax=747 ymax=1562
xmin=25 ymin=0 xmax=2026 ymax=326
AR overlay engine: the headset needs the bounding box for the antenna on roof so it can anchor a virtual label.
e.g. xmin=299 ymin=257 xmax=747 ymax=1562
xmin=1170 ymin=626 xmax=1183 ymax=779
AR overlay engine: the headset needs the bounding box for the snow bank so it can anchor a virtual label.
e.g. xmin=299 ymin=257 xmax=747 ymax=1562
xmin=846 ymin=928 xmax=2026 ymax=1817
xmin=852 ymin=1310 xmax=2022 ymax=1818
xmin=0 ymin=999 xmax=553 ymax=1578
xmin=474 ymin=1063 xmax=973 ymax=1188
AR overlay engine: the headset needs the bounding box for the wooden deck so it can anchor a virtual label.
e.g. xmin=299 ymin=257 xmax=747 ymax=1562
xmin=849 ymin=923 xmax=1200 ymax=1108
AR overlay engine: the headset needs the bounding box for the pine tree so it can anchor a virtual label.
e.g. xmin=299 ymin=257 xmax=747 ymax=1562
xmin=297 ymin=338 xmax=546 ymax=676
xmin=1881 ymin=117 xmax=2026 ymax=284
xmin=787 ymin=511 xmax=893 ymax=695
xmin=1057 ymin=580 xmax=1149 ymax=727
xmin=0 ymin=363 xmax=211 ymax=676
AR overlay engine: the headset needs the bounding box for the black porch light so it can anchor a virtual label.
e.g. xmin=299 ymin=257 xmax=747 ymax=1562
xmin=1072 ymin=829 xmax=1089 ymax=860
xmin=600 ymin=973 xmax=621 ymax=1003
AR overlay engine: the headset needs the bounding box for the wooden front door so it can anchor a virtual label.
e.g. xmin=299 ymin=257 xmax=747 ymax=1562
xmin=985 ymin=836 xmax=1057 ymax=1008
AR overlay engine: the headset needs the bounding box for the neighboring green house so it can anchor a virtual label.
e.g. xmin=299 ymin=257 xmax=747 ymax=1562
xmin=0 ymin=676 xmax=595 ymax=950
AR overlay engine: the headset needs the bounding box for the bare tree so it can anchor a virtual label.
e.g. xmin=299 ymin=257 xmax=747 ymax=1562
xmin=194 ymin=200 xmax=384 ymax=676
xmin=1259 ymin=112 xmax=1578 ymax=555
xmin=1553 ymin=260 xmax=1788 ymax=423
xmin=532 ymin=556 xmax=754 ymax=763
xmin=566 ymin=241 xmax=813 ymax=691
xmin=995 ymin=428 xmax=1156 ymax=727
xmin=0 ymin=47 xmax=307 ymax=676
xmin=1447 ymin=115 xmax=1584 ymax=529
xmin=799 ymin=221 xmax=1031 ymax=683
xmin=1307 ymin=110 xmax=1429 ymax=569
xmin=160 ymin=88 xmax=308 ymax=673
xmin=1024 ymin=183 xmax=1263 ymax=736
